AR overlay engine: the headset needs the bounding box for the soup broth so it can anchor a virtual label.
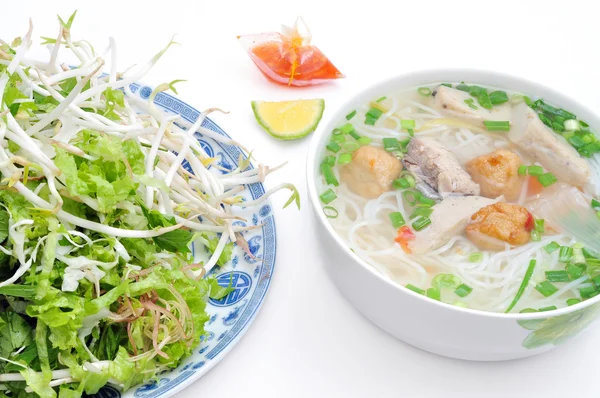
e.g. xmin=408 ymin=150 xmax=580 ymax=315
xmin=318 ymin=82 xmax=600 ymax=313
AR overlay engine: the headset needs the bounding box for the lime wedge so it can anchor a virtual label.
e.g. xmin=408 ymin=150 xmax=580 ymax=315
xmin=251 ymin=99 xmax=325 ymax=140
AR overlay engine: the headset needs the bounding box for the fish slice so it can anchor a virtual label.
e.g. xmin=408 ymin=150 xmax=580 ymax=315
xmin=532 ymin=185 xmax=600 ymax=253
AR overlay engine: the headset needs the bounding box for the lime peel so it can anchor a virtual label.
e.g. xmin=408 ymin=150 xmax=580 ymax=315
xmin=251 ymin=98 xmax=325 ymax=140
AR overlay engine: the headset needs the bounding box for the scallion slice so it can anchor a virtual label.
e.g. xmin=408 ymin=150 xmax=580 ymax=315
xmin=526 ymin=165 xmax=544 ymax=176
xmin=531 ymin=230 xmax=541 ymax=241
xmin=345 ymin=110 xmax=357 ymax=120
xmin=323 ymin=206 xmax=338 ymax=219
xmin=464 ymin=98 xmax=478 ymax=110
xmin=426 ymin=287 xmax=441 ymax=301
xmin=563 ymin=119 xmax=579 ymax=131
xmin=534 ymin=219 xmax=545 ymax=233
xmin=456 ymin=82 xmax=470 ymax=92
xmin=468 ymin=252 xmax=483 ymax=262
xmin=349 ymin=130 xmax=361 ymax=140
xmin=319 ymin=189 xmax=337 ymax=204
xmin=340 ymin=123 xmax=355 ymax=135
xmin=320 ymin=163 xmax=339 ymax=186
xmin=538 ymin=305 xmax=557 ymax=312
xmin=337 ymin=153 xmax=352 ymax=165
xmin=366 ymin=107 xmax=383 ymax=120
xmin=417 ymin=87 xmax=432 ymax=96
xmin=331 ymin=133 xmax=345 ymax=144
xmin=383 ymin=137 xmax=401 ymax=152
xmin=402 ymin=189 xmax=421 ymax=206
xmin=432 ymin=274 xmax=461 ymax=289
xmin=483 ymin=120 xmax=510 ymax=132
xmin=566 ymin=298 xmax=581 ymax=306
xmin=566 ymin=263 xmax=585 ymax=278
xmin=343 ymin=142 xmax=360 ymax=152
xmin=412 ymin=217 xmax=431 ymax=231
xmin=326 ymin=141 xmax=341 ymax=153
xmin=364 ymin=117 xmax=377 ymax=126
xmin=537 ymin=172 xmax=557 ymax=187
xmin=357 ymin=136 xmax=372 ymax=146
xmin=559 ymin=246 xmax=573 ymax=263
xmin=323 ymin=155 xmax=336 ymax=167
xmin=418 ymin=195 xmax=436 ymax=207
xmin=580 ymin=285 xmax=598 ymax=299
xmin=544 ymin=241 xmax=560 ymax=254
xmin=409 ymin=207 xmax=433 ymax=220
xmin=376 ymin=96 xmax=387 ymax=103
xmin=505 ymin=259 xmax=536 ymax=313
xmin=393 ymin=178 xmax=411 ymax=190
xmin=389 ymin=212 xmax=406 ymax=228
xmin=591 ymin=198 xmax=600 ymax=211
xmin=545 ymin=270 xmax=570 ymax=282
xmin=489 ymin=90 xmax=509 ymax=105
xmin=454 ymin=284 xmax=473 ymax=298
xmin=536 ymin=281 xmax=558 ymax=297
xmin=518 ymin=165 xmax=527 ymax=176
xmin=406 ymin=284 xmax=425 ymax=295
xmin=401 ymin=120 xmax=416 ymax=131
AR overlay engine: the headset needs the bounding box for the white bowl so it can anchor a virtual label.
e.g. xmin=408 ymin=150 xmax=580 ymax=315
xmin=307 ymin=69 xmax=600 ymax=361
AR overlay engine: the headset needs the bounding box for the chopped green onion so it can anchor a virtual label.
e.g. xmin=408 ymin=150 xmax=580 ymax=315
xmin=523 ymin=96 xmax=534 ymax=106
xmin=545 ymin=270 xmax=570 ymax=282
xmin=401 ymin=120 xmax=416 ymax=130
xmin=580 ymin=285 xmax=598 ymax=299
xmin=456 ymin=82 xmax=470 ymax=92
xmin=544 ymin=241 xmax=561 ymax=254
xmin=376 ymin=96 xmax=387 ymax=103
xmin=331 ymin=133 xmax=346 ymax=144
xmin=426 ymin=287 xmax=441 ymax=301
xmin=417 ymin=87 xmax=432 ymax=96
xmin=469 ymin=85 xmax=484 ymax=97
xmin=323 ymin=155 xmax=336 ymax=167
xmin=534 ymin=219 xmax=545 ymax=233
xmin=366 ymin=107 xmax=383 ymax=120
xmin=537 ymin=172 xmax=557 ymax=187
xmin=454 ymin=301 xmax=468 ymax=308
xmin=412 ymin=217 xmax=431 ymax=231
xmin=483 ymin=120 xmax=510 ymax=132
xmin=357 ymin=136 xmax=372 ymax=146
xmin=518 ymin=165 xmax=527 ymax=176
xmin=345 ymin=110 xmax=357 ymax=120
xmin=332 ymin=128 xmax=343 ymax=135
xmin=454 ymin=284 xmax=473 ymax=298
xmin=364 ymin=117 xmax=377 ymax=126
xmin=566 ymin=298 xmax=581 ymax=306
xmin=343 ymin=142 xmax=360 ymax=152
xmin=323 ymin=206 xmax=338 ymax=219
xmin=538 ymin=306 xmax=557 ymax=312
xmin=464 ymin=98 xmax=478 ymax=110
xmin=505 ymin=259 xmax=537 ymax=313
xmin=393 ymin=177 xmax=414 ymax=190
xmin=340 ymin=123 xmax=355 ymax=135
xmin=432 ymin=274 xmax=461 ymax=289
xmin=319 ymin=189 xmax=337 ymax=204
xmin=402 ymin=190 xmax=421 ymax=206
xmin=552 ymin=122 xmax=565 ymax=133
xmin=469 ymin=252 xmax=483 ymax=263
xmin=559 ymin=246 xmax=573 ymax=263
xmin=389 ymin=212 xmax=405 ymax=228
xmin=477 ymin=90 xmax=492 ymax=110
xmin=349 ymin=130 xmax=361 ymax=140
xmin=563 ymin=119 xmax=579 ymax=131
xmin=320 ymin=163 xmax=339 ymax=186
xmin=527 ymin=165 xmax=544 ymax=176
xmin=531 ymin=230 xmax=541 ymax=242
xmin=535 ymin=281 xmax=558 ymax=297
xmin=417 ymin=195 xmax=436 ymax=207
xmin=539 ymin=113 xmax=552 ymax=127
xmin=337 ymin=153 xmax=352 ymax=165
xmin=407 ymin=129 xmax=414 ymax=137
xmin=591 ymin=199 xmax=600 ymax=211
xmin=406 ymin=284 xmax=425 ymax=295
xmin=489 ymin=90 xmax=509 ymax=105
xmin=326 ymin=141 xmax=341 ymax=153
xmin=382 ymin=137 xmax=401 ymax=152
xmin=566 ymin=263 xmax=585 ymax=278
xmin=568 ymin=135 xmax=586 ymax=149
xmin=520 ymin=308 xmax=537 ymax=314
xmin=409 ymin=207 xmax=433 ymax=220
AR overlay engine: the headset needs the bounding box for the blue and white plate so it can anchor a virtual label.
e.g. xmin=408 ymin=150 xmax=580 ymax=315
xmin=90 ymin=84 xmax=277 ymax=398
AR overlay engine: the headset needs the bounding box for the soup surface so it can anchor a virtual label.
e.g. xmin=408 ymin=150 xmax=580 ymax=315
xmin=318 ymin=82 xmax=600 ymax=313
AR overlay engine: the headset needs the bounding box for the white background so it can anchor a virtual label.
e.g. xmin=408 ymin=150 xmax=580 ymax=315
xmin=3 ymin=1 xmax=600 ymax=397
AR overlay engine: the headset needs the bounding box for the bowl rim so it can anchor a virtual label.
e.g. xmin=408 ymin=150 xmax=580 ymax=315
xmin=306 ymin=67 xmax=600 ymax=320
